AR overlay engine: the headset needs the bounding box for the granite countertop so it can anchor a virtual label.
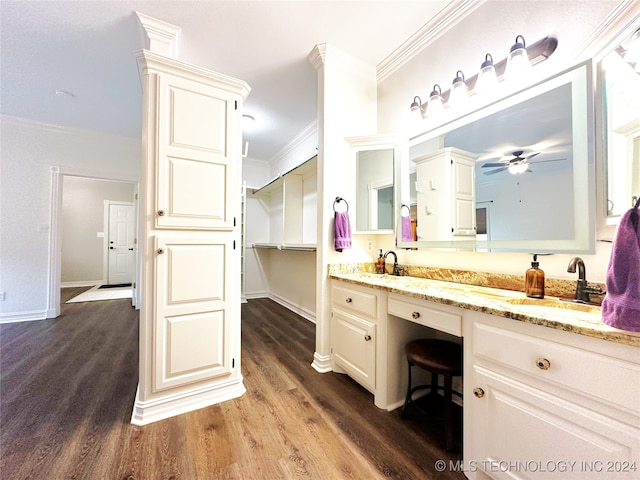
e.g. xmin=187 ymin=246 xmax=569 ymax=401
xmin=329 ymin=272 xmax=640 ymax=347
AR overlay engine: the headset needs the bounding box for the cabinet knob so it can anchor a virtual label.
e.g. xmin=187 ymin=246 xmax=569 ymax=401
xmin=473 ymin=387 xmax=485 ymax=398
xmin=157 ymin=209 xmax=165 ymax=216
xmin=536 ymin=358 xmax=551 ymax=370
xmin=156 ymin=248 xmax=165 ymax=254
xmin=345 ymin=297 xmax=353 ymax=303
xmin=411 ymin=311 xmax=420 ymax=319
xmin=364 ymin=334 xmax=372 ymax=341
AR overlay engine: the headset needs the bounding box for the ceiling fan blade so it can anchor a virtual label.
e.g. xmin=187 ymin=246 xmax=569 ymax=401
xmin=482 ymin=162 xmax=508 ymax=168
xmin=483 ymin=167 xmax=507 ymax=175
xmin=529 ymin=158 xmax=566 ymax=164
xmin=524 ymin=152 xmax=541 ymax=161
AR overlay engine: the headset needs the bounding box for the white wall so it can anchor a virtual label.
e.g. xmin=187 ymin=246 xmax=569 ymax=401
xmin=61 ymin=176 xmax=135 ymax=284
xmin=374 ymin=1 xmax=624 ymax=284
xmin=0 ymin=116 xmax=140 ymax=320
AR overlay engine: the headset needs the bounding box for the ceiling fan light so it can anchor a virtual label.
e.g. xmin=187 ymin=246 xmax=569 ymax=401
xmin=508 ymin=163 xmax=529 ymax=175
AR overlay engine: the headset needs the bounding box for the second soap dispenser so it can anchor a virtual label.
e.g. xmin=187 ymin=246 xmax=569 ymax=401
xmin=525 ymin=254 xmax=545 ymax=298
xmin=376 ymin=249 xmax=386 ymax=274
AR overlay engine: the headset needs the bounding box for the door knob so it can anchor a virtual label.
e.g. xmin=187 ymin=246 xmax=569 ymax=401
xmin=364 ymin=334 xmax=372 ymax=341
xmin=109 ymin=246 xmax=115 ymax=250
xmin=157 ymin=209 xmax=165 ymax=216
xmin=473 ymin=387 xmax=485 ymax=398
xmin=157 ymin=248 xmax=164 ymax=254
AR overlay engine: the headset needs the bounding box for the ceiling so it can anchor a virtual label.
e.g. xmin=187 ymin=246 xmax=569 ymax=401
xmin=1 ymin=0 xmax=460 ymax=164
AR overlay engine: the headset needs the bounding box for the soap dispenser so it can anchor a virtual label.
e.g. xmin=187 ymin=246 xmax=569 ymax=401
xmin=525 ymin=254 xmax=545 ymax=298
xmin=376 ymin=249 xmax=386 ymax=274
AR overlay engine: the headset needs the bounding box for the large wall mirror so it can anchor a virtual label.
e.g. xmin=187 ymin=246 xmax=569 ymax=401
xmin=602 ymin=28 xmax=640 ymax=219
xmin=396 ymin=61 xmax=595 ymax=253
xmin=347 ymin=134 xmax=406 ymax=234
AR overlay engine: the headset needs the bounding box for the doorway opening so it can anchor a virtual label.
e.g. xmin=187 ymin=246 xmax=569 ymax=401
xmin=47 ymin=167 xmax=139 ymax=317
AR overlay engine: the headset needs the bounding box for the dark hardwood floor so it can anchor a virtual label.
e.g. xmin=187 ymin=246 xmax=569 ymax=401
xmin=0 ymin=293 xmax=465 ymax=479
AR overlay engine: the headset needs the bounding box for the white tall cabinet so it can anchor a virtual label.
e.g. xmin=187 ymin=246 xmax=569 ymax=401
xmin=132 ymin=50 xmax=250 ymax=425
xmin=414 ymin=147 xmax=477 ymax=241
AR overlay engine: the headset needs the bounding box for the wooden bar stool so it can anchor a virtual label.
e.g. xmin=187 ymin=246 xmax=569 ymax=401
xmin=401 ymin=338 xmax=463 ymax=452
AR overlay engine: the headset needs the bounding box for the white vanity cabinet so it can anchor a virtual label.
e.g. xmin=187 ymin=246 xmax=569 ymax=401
xmin=330 ymin=281 xmax=383 ymax=392
xmin=464 ymin=311 xmax=640 ymax=480
xmin=414 ymin=147 xmax=477 ymax=241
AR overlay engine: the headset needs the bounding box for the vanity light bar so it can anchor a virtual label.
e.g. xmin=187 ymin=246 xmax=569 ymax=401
xmin=411 ymin=36 xmax=558 ymax=114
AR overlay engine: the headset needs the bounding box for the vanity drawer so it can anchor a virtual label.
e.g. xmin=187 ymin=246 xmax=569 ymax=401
xmin=388 ymin=294 xmax=462 ymax=337
xmin=473 ymin=322 xmax=640 ymax=412
xmin=332 ymin=283 xmax=378 ymax=319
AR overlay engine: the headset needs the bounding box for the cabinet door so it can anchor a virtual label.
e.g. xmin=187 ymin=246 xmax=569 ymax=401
xmin=155 ymin=72 xmax=237 ymax=230
xmin=469 ymin=366 xmax=639 ymax=480
xmin=452 ymin=157 xmax=476 ymax=236
xmin=153 ymin=235 xmax=235 ymax=391
xmin=331 ymin=310 xmax=376 ymax=391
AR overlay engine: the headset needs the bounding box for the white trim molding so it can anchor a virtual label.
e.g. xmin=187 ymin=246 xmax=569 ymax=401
xmin=377 ymin=0 xmax=486 ymax=82
xmin=130 ymin=378 xmax=246 ymax=426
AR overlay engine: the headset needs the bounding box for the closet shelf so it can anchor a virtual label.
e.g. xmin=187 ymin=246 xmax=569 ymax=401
xmin=250 ymin=155 xmax=317 ymax=197
xmin=252 ymin=243 xmax=317 ymax=252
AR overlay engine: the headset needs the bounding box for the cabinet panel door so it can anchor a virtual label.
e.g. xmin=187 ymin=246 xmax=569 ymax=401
xmin=331 ymin=310 xmax=376 ymax=391
xmin=153 ymin=235 xmax=234 ymax=391
xmin=156 ymin=73 xmax=237 ymax=230
xmin=470 ymin=366 xmax=639 ymax=480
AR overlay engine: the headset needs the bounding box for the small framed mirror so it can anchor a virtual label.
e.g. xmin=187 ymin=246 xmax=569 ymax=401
xmin=347 ymin=134 xmax=407 ymax=234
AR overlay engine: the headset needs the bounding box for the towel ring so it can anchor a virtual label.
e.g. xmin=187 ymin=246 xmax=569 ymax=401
xmin=333 ymin=196 xmax=349 ymax=212
xmin=401 ymin=204 xmax=410 ymax=216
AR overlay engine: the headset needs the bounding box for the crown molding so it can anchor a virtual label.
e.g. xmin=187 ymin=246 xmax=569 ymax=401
xmin=308 ymin=43 xmax=328 ymax=70
xmin=268 ymin=119 xmax=318 ymax=166
xmin=574 ymin=0 xmax=640 ymax=61
xmin=377 ymin=0 xmax=486 ymax=83
xmin=135 ymin=11 xmax=181 ymax=59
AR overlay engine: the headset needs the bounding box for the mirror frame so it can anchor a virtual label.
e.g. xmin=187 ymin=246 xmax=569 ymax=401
xmin=396 ymin=60 xmax=596 ymax=253
xmin=347 ymin=133 xmax=407 ymax=235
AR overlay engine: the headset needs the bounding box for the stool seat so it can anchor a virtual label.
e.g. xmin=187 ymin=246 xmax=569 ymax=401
xmin=405 ymin=339 xmax=462 ymax=375
xmin=402 ymin=338 xmax=462 ymax=453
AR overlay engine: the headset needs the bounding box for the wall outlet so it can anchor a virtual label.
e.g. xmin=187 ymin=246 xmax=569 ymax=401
xmin=367 ymin=240 xmax=373 ymax=251
xmin=0 ymin=292 xmax=6 ymax=302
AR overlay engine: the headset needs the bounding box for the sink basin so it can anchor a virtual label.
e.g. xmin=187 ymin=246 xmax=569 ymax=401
xmin=504 ymin=297 xmax=601 ymax=314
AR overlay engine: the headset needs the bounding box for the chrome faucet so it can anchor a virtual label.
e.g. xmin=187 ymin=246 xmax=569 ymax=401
xmin=567 ymin=257 xmax=605 ymax=303
xmin=384 ymin=250 xmax=403 ymax=276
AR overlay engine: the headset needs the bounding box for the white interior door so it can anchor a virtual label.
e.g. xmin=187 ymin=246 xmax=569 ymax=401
xmin=108 ymin=202 xmax=135 ymax=285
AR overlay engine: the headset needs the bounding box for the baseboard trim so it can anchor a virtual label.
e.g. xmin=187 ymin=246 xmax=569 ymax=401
xmin=311 ymin=352 xmax=332 ymax=373
xmin=0 ymin=310 xmax=47 ymax=324
xmin=60 ymin=281 xmax=102 ymax=288
xmin=267 ymin=292 xmax=316 ymax=324
xmin=130 ymin=377 xmax=247 ymax=426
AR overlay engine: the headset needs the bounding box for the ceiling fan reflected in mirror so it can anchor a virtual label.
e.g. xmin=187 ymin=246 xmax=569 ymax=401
xmin=481 ymin=150 xmax=566 ymax=175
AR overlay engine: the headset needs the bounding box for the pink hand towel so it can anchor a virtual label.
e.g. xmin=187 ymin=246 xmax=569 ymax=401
xmin=602 ymin=206 xmax=640 ymax=331
xmin=334 ymin=211 xmax=352 ymax=252
xmin=401 ymin=215 xmax=413 ymax=242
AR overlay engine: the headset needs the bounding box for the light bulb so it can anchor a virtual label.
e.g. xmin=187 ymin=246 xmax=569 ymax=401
xmin=505 ymin=35 xmax=532 ymax=83
xmin=448 ymin=70 xmax=468 ymax=108
xmin=475 ymin=53 xmax=498 ymax=95
xmin=426 ymin=84 xmax=444 ymax=118
xmin=508 ymin=163 xmax=529 ymax=175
